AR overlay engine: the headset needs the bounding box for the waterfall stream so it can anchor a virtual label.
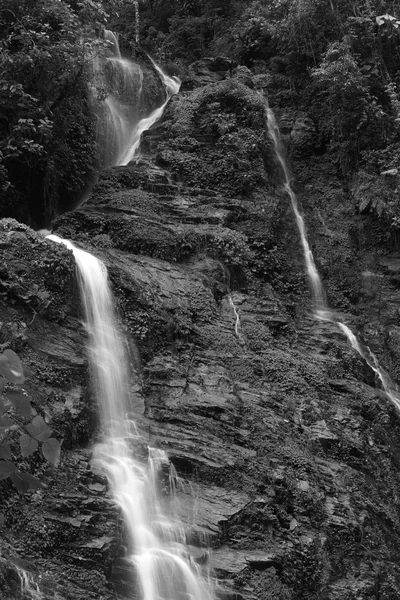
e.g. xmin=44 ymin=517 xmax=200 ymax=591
xmin=229 ymin=294 xmax=242 ymax=338
xmin=16 ymin=567 xmax=43 ymax=600
xmin=47 ymin=236 xmax=215 ymax=600
xmin=265 ymin=109 xmax=325 ymax=310
xmin=42 ymin=33 xmax=214 ymax=599
xmin=265 ymin=104 xmax=400 ymax=412
xmin=93 ymin=30 xmax=180 ymax=168
xmin=41 ymin=31 xmax=399 ymax=595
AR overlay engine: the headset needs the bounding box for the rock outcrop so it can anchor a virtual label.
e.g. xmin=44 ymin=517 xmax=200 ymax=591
xmin=2 ymin=64 xmax=400 ymax=600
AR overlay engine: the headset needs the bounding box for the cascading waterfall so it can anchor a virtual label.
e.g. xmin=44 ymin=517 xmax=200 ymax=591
xmin=47 ymin=235 xmax=215 ymax=600
xmin=93 ymin=30 xmax=180 ymax=168
xmin=265 ymin=103 xmax=400 ymax=411
xmin=16 ymin=567 xmax=43 ymax=600
xmin=119 ymin=56 xmax=180 ymax=166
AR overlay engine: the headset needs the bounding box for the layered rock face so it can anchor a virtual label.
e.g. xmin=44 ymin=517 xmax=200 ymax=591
xmin=2 ymin=64 xmax=400 ymax=600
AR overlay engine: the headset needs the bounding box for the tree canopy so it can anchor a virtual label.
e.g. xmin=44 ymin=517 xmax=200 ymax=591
xmin=1 ymin=0 xmax=400 ymax=226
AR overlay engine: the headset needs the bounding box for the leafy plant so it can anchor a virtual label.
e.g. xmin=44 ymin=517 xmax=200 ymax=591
xmin=207 ymin=228 xmax=252 ymax=266
xmin=0 ymin=0 xmax=109 ymax=226
xmin=310 ymin=40 xmax=386 ymax=172
xmin=0 ymin=349 xmax=61 ymax=504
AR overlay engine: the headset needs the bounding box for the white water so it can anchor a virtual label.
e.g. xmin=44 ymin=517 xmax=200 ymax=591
xmin=47 ymin=235 xmax=215 ymax=600
xmin=266 ymin=108 xmax=325 ymax=309
xmin=265 ymin=104 xmax=400 ymax=411
xmin=228 ymin=294 xmax=242 ymax=338
xmin=93 ymin=30 xmax=180 ymax=168
xmin=118 ymin=59 xmax=180 ymax=166
xmin=17 ymin=567 xmax=43 ymax=600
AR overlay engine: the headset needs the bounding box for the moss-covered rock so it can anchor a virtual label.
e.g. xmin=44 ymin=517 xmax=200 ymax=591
xmin=0 ymin=219 xmax=76 ymax=322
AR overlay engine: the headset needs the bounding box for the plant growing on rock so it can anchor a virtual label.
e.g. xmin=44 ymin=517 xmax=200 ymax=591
xmin=207 ymin=228 xmax=252 ymax=267
xmin=0 ymin=349 xmax=61 ymax=506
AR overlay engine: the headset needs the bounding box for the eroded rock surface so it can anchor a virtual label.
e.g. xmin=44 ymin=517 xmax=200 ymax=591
xmin=2 ymin=67 xmax=400 ymax=600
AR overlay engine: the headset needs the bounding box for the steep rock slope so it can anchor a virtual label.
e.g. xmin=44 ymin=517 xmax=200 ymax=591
xmin=53 ymin=68 xmax=400 ymax=599
xmin=1 ymin=65 xmax=400 ymax=600
xmin=0 ymin=220 xmax=126 ymax=600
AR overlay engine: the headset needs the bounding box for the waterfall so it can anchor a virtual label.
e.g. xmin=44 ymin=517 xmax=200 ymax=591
xmin=93 ymin=30 xmax=180 ymax=168
xmin=265 ymin=108 xmax=325 ymax=310
xmin=265 ymin=104 xmax=400 ymax=412
xmin=118 ymin=55 xmax=180 ymax=166
xmin=16 ymin=567 xmax=42 ymax=599
xmin=47 ymin=235 xmax=215 ymax=600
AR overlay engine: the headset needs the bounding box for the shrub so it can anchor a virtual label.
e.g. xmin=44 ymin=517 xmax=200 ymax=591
xmin=0 ymin=349 xmax=61 ymax=509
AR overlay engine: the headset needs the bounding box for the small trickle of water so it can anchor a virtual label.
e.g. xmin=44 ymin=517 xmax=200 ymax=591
xmin=265 ymin=102 xmax=400 ymax=412
xmin=228 ymin=294 xmax=242 ymax=338
xmin=337 ymin=322 xmax=400 ymax=411
xmin=47 ymin=234 xmax=215 ymax=600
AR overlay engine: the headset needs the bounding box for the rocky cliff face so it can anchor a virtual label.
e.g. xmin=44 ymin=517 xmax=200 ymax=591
xmin=1 ymin=63 xmax=400 ymax=600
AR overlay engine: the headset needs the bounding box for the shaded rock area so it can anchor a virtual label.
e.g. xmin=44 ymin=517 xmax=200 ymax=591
xmin=2 ymin=64 xmax=400 ymax=600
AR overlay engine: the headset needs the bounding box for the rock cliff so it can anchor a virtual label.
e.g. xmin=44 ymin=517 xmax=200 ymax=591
xmin=1 ymin=63 xmax=400 ymax=600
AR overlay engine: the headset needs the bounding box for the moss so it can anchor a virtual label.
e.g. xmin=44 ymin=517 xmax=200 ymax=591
xmin=156 ymin=79 xmax=275 ymax=197
xmin=0 ymin=219 xmax=76 ymax=322
xmin=0 ymin=559 xmax=20 ymax=600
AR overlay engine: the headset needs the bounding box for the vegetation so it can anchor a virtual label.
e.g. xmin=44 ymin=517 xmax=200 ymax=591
xmin=0 ymin=348 xmax=61 ymax=503
xmin=0 ymin=0 xmax=114 ymax=227
xmin=0 ymin=0 xmax=399 ymax=228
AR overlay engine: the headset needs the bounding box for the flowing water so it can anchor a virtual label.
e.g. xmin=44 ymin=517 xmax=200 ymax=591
xmin=93 ymin=30 xmax=180 ymax=168
xmin=265 ymin=109 xmax=325 ymax=310
xmin=228 ymin=294 xmax=242 ymax=338
xmin=119 ymin=56 xmax=180 ymax=166
xmin=47 ymin=235 xmax=215 ymax=600
xmin=265 ymin=104 xmax=400 ymax=411
xmin=16 ymin=567 xmax=43 ymax=600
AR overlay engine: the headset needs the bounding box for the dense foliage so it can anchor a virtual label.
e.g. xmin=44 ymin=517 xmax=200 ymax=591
xmin=107 ymin=1 xmax=400 ymax=209
xmin=0 ymin=0 xmax=116 ymax=227
xmin=134 ymin=2 xmax=400 ymax=194
xmin=1 ymin=0 xmax=400 ymax=228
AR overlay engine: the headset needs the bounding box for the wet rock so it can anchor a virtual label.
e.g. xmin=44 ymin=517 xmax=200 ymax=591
xmin=4 ymin=64 xmax=400 ymax=600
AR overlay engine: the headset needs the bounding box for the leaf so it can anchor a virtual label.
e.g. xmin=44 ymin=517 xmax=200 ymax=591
xmin=0 ymin=443 xmax=12 ymax=460
xmin=0 ymin=415 xmax=14 ymax=428
xmin=10 ymin=471 xmax=30 ymax=494
xmin=376 ymin=13 xmax=397 ymax=25
xmin=359 ymin=197 xmax=371 ymax=213
xmin=22 ymin=364 xmax=34 ymax=379
xmin=20 ymin=434 xmax=38 ymax=458
xmin=27 ymin=415 xmax=51 ymax=441
xmin=10 ymin=472 xmax=44 ymax=493
xmin=0 ymin=460 xmax=17 ymax=480
xmin=42 ymin=438 xmax=61 ymax=467
xmin=43 ymin=407 xmax=52 ymax=424
xmin=6 ymin=390 xmax=32 ymax=418
xmin=20 ymin=473 xmax=43 ymax=491
xmin=0 ymin=350 xmax=25 ymax=384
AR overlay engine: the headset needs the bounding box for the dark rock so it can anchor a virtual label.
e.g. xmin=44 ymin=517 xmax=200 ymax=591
xmin=4 ymin=65 xmax=400 ymax=600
